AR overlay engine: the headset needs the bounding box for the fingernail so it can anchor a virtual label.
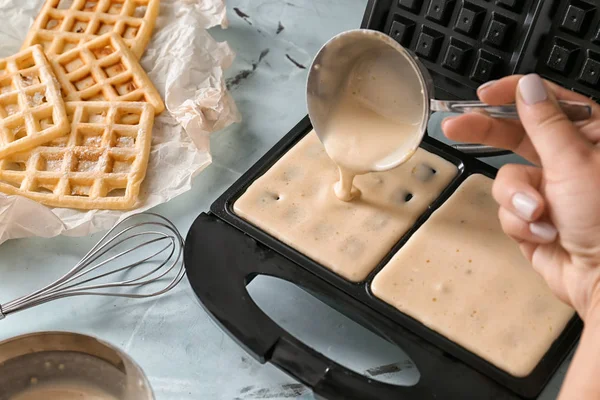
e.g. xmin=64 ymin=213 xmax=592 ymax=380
xmin=512 ymin=193 xmax=538 ymax=221
xmin=530 ymin=222 xmax=558 ymax=242
xmin=477 ymin=80 xmax=497 ymax=93
xmin=441 ymin=117 xmax=456 ymax=131
xmin=519 ymin=74 xmax=547 ymax=105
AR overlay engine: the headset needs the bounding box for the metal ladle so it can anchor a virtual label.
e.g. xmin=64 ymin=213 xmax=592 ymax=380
xmin=306 ymin=29 xmax=592 ymax=160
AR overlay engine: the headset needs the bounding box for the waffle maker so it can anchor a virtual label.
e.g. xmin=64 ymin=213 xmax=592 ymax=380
xmin=184 ymin=0 xmax=600 ymax=398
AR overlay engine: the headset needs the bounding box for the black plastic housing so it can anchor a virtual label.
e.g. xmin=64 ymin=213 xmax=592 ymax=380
xmin=184 ymin=1 xmax=594 ymax=398
xmin=371 ymin=0 xmax=600 ymax=101
xmin=185 ymin=118 xmax=582 ymax=400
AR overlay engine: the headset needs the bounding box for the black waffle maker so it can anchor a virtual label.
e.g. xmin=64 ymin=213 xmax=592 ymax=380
xmin=184 ymin=0 xmax=600 ymax=398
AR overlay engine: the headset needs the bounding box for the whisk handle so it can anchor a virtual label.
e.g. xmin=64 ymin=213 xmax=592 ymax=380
xmin=0 ymin=305 xmax=4 ymax=320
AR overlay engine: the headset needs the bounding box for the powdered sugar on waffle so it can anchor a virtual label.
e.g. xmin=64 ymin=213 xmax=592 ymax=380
xmin=0 ymin=0 xmax=240 ymax=243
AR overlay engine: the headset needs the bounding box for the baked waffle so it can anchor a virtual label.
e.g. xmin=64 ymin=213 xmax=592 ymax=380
xmin=0 ymin=101 xmax=154 ymax=210
xmin=49 ymin=32 xmax=164 ymax=113
xmin=0 ymin=45 xmax=70 ymax=159
xmin=22 ymin=0 xmax=160 ymax=59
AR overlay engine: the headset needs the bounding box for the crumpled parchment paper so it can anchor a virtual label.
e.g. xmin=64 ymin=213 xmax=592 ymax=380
xmin=0 ymin=0 xmax=241 ymax=244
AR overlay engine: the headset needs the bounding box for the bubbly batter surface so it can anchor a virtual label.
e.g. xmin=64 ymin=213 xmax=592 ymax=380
xmin=371 ymin=174 xmax=575 ymax=377
xmin=234 ymin=131 xmax=457 ymax=282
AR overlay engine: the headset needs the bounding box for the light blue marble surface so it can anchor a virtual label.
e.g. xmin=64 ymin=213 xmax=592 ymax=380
xmin=0 ymin=1 xmax=572 ymax=399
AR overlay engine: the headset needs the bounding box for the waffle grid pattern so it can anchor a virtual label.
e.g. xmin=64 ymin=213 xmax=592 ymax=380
xmin=384 ymin=0 xmax=536 ymax=99
xmin=22 ymin=0 xmax=160 ymax=59
xmin=0 ymin=101 xmax=154 ymax=210
xmin=49 ymin=32 xmax=164 ymax=113
xmin=0 ymin=45 xmax=70 ymax=159
xmin=536 ymin=0 xmax=600 ymax=101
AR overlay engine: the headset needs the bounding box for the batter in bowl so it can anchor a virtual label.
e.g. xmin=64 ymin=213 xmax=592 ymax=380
xmin=234 ymin=131 xmax=457 ymax=282
xmin=11 ymin=381 xmax=117 ymax=400
xmin=371 ymin=174 xmax=575 ymax=377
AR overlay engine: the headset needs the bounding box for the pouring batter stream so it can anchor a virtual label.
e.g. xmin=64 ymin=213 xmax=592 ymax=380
xmin=318 ymin=47 xmax=426 ymax=201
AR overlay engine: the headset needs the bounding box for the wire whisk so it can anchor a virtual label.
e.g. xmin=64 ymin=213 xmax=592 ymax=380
xmin=0 ymin=213 xmax=185 ymax=320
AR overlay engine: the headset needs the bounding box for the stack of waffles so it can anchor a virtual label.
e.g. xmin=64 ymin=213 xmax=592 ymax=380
xmin=0 ymin=0 xmax=164 ymax=210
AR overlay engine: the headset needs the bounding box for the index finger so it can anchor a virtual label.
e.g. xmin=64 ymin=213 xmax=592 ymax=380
xmin=478 ymin=75 xmax=600 ymax=113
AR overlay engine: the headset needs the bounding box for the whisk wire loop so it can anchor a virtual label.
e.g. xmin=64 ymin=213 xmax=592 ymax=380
xmin=0 ymin=213 xmax=185 ymax=319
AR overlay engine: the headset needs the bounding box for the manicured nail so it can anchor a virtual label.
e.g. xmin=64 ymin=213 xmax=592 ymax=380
xmin=477 ymin=80 xmax=497 ymax=93
xmin=519 ymin=74 xmax=547 ymax=105
xmin=512 ymin=193 xmax=538 ymax=221
xmin=441 ymin=117 xmax=456 ymax=131
xmin=530 ymin=222 xmax=558 ymax=242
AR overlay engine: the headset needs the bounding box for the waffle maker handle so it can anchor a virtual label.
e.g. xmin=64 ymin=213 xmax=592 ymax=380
xmin=185 ymin=213 xmax=522 ymax=400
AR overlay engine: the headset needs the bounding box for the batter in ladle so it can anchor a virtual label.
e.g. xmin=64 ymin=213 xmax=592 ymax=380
xmin=319 ymin=47 xmax=427 ymax=201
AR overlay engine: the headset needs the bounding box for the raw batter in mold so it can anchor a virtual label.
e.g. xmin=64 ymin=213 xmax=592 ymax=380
xmin=371 ymin=174 xmax=574 ymax=377
xmin=234 ymin=131 xmax=457 ymax=282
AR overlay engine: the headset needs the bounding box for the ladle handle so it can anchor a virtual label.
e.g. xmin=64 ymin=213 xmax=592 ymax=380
xmin=431 ymin=99 xmax=592 ymax=121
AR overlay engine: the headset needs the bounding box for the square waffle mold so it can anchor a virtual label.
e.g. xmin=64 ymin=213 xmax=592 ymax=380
xmin=371 ymin=173 xmax=574 ymax=378
xmin=233 ymin=131 xmax=458 ymax=282
xmin=375 ymin=0 xmax=600 ymax=101
xmin=531 ymin=0 xmax=600 ymax=101
xmin=381 ymin=0 xmax=540 ymax=99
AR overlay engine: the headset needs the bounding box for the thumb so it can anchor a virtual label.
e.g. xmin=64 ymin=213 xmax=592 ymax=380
xmin=517 ymin=74 xmax=592 ymax=173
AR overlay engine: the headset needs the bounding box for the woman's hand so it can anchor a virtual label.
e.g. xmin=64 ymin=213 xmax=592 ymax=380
xmin=442 ymin=74 xmax=600 ymax=321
